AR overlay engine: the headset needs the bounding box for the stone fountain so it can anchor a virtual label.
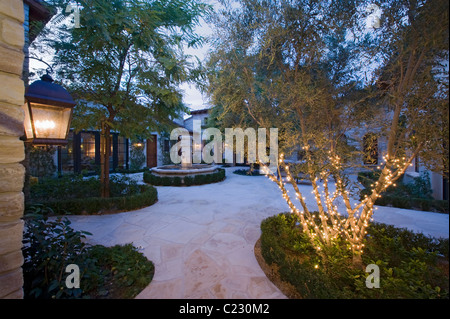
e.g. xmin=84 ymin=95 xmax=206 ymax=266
xmin=150 ymin=163 xmax=218 ymax=177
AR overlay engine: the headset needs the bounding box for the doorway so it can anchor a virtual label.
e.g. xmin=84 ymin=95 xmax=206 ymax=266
xmin=147 ymin=135 xmax=158 ymax=168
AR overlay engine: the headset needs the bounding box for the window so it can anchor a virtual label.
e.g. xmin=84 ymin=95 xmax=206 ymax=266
xmin=117 ymin=136 xmax=127 ymax=169
xmin=363 ymin=133 xmax=378 ymax=165
xmin=60 ymin=132 xmax=74 ymax=173
xmin=80 ymin=132 xmax=96 ymax=171
xmin=163 ymin=139 xmax=170 ymax=152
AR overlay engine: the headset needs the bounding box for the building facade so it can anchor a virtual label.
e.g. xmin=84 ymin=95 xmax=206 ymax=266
xmin=0 ymin=0 xmax=27 ymax=299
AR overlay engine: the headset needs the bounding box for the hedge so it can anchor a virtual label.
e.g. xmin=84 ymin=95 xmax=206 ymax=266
xmin=143 ymin=168 xmax=226 ymax=186
xmin=259 ymin=213 xmax=449 ymax=299
xmin=374 ymin=193 xmax=448 ymax=214
xmin=233 ymin=168 xmax=264 ymax=176
xmin=358 ymin=172 xmax=449 ymax=214
xmin=26 ymin=184 xmax=158 ymax=215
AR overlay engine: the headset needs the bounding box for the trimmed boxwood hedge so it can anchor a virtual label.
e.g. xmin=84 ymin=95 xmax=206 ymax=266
xmin=233 ymin=168 xmax=264 ymax=176
xmin=27 ymin=175 xmax=158 ymax=215
xmin=358 ymin=172 xmax=449 ymax=214
xmin=260 ymin=213 xmax=449 ymax=299
xmin=32 ymin=185 xmax=158 ymax=215
xmin=143 ymin=168 xmax=226 ymax=186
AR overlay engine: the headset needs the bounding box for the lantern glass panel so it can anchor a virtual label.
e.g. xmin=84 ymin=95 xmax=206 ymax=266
xmin=29 ymin=103 xmax=72 ymax=140
xmin=22 ymin=103 xmax=33 ymax=139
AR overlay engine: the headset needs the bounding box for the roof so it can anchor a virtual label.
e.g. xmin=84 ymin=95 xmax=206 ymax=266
xmin=25 ymin=0 xmax=54 ymax=43
xmin=189 ymin=108 xmax=210 ymax=115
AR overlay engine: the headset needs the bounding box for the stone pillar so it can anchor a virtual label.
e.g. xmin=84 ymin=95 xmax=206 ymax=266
xmin=0 ymin=0 xmax=26 ymax=299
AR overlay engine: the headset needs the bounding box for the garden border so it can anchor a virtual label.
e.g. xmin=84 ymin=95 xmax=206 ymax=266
xmin=26 ymin=184 xmax=158 ymax=215
xmin=143 ymin=168 xmax=226 ymax=186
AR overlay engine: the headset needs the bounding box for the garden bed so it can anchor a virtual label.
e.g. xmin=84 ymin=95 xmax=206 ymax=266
xmin=143 ymin=168 xmax=226 ymax=186
xmin=258 ymin=213 xmax=449 ymax=299
xmin=26 ymin=174 xmax=157 ymax=215
xmin=23 ymin=215 xmax=154 ymax=299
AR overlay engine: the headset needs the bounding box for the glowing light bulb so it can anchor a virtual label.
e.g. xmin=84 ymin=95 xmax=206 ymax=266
xmin=35 ymin=120 xmax=56 ymax=130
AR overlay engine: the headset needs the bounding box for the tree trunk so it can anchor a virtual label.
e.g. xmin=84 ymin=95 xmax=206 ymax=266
xmin=100 ymin=122 xmax=111 ymax=198
xmin=352 ymin=251 xmax=363 ymax=269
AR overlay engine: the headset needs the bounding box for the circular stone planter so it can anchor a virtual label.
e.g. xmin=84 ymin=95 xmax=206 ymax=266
xmin=144 ymin=167 xmax=226 ymax=186
xmin=150 ymin=164 xmax=218 ymax=176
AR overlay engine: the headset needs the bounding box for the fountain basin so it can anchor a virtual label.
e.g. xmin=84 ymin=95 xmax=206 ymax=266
xmin=150 ymin=164 xmax=218 ymax=177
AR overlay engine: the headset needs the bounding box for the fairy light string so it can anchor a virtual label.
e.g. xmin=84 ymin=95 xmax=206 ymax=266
xmin=260 ymin=148 xmax=421 ymax=257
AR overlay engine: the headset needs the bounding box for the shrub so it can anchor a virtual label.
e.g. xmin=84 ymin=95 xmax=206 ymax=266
xmin=28 ymin=146 xmax=57 ymax=178
xmin=23 ymin=215 xmax=92 ymax=299
xmin=184 ymin=175 xmax=194 ymax=186
xmin=129 ymin=145 xmax=146 ymax=170
xmin=172 ymin=176 xmax=182 ymax=186
xmin=233 ymin=168 xmax=264 ymax=176
xmin=260 ymin=213 xmax=449 ymax=299
xmin=23 ymin=214 xmax=154 ymax=299
xmin=27 ymin=175 xmax=158 ymax=215
xmin=358 ymin=171 xmax=448 ymax=214
xmin=143 ymin=168 xmax=226 ymax=186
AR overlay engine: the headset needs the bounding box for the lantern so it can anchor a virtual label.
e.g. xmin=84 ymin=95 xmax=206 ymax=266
xmin=23 ymin=74 xmax=75 ymax=145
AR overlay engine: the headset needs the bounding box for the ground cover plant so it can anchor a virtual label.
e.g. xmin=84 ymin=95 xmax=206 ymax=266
xmin=27 ymin=174 xmax=157 ymax=215
xmin=260 ymin=213 xmax=449 ymax=299
xmin=22 ymin=213 xmax=154 ymax=299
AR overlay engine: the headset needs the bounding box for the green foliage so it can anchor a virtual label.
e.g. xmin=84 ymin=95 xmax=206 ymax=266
xmin=233 ymin=168 xmax=263 ymax=176
xmin=28 ymin=146 xmax=56 ymax=178
xmin=129 ymin=145 xmax=146 ymax=171
xmin=37 ymin=0 xmax=211 ymax=197
xmin=184 ymin=175 xmax=194 ymax=186
xmin=358 ymin=171 xmax=448 ymax=213
xmin=22 ymin=214 xmax=154 ymax=299
xmin=143 ymin=168 xmax=226 ymax=186
xmin=407 ymin=171 xmax=433 ymax=199
xmin=22 ymin=214 xmax=93 ymax=299
xmin=27 ymin=174 xmax=157 ymax=215
xmin=84 ymin=244 xmax=154 ymax=299
xmin=48 ymin=0 xmax=210 ymax=138
xmin=260 ymin=213 xmax=449 ymax=299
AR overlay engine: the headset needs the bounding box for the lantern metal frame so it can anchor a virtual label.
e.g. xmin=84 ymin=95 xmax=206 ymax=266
xmin=23 ymin=74 xmax=76 ymax=146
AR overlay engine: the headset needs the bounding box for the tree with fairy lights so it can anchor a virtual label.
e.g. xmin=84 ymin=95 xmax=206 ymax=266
xmin=207 ymin=0 xmax=448 ymax=266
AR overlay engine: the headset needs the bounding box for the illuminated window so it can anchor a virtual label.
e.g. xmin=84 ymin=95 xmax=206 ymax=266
xmin=363 ymin=133 xmax=378 ymax=165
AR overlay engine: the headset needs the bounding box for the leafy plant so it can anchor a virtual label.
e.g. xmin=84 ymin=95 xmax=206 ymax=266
xmin=233 ymin=168 xmax=263 ymax=176
xmin=406 ymin=171 xmax=433 ymax=199
xmin=85 ymin=244 xmax=154 ymax=299
xmin=28 ymin=146 xmax=56 ymax=178
xmin=41 ymin=0 xmax=210 ymax=198
xmin=22 ymin=211 xmax=154 ymax=299
xmin=260 ymin=213 xmax=449 ymax=299
xmin=129 ymin=145 xmax=146 ymax=171
xmin=358 ymin=171 xmax=448 ymax=213
xmin=22 ymin=214 xmax=93 ymax=299
xmin=143 ymin=168 xmax=226 ymax=186
xmin=27 ymin=174 xmax=157 ymax=215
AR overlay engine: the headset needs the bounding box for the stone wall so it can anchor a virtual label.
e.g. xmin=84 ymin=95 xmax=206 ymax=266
xmin=0 ymin=0 xmax=25 ymax=299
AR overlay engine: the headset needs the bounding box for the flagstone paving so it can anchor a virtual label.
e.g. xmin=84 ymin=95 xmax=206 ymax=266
xmin=66 ymin=167 xmax=449 ymax=299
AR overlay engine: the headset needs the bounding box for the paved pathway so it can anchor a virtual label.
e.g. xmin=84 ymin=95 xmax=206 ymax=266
xmin=66 ymin=167 xmax=449 ymax=299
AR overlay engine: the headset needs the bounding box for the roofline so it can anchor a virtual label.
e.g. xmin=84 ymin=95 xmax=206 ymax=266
xmin=189 ymin=108 xmax=210 ymax=115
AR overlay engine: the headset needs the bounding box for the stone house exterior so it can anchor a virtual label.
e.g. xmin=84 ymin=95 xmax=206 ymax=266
xmin=0 ymin=0 xmax=26 ymax=299
xmin=0 ymin=0 xmax=53 ymax=299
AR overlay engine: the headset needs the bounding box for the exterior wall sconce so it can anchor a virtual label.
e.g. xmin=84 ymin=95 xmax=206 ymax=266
xmin=23 ymin=74 xmax=76 ymax=145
